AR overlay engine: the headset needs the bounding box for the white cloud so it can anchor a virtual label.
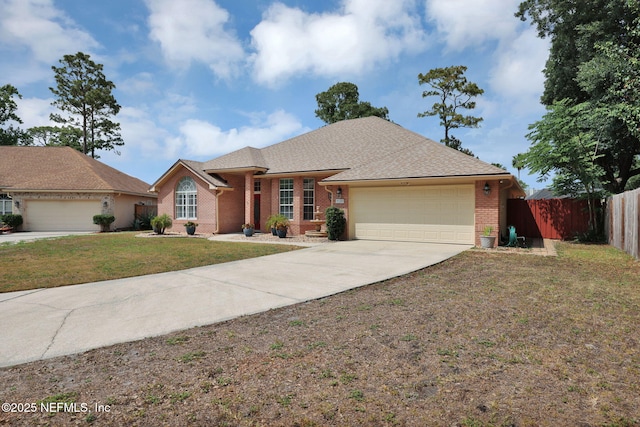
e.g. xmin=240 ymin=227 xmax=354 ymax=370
xmin=0 ymin=0 xmax=98 ymax=63
xmin=15 ymin=97 xmax=55 ymax=128
xmin=250 ymin=0 xmax=427 ymax=86
xmin=117 ymin=106 xmax=172 ymax=157
xmin=425 ymin=0 xmax=520 ymax=51
xmin=117 ymin=72 xmax=158 ymax=96
xmin=488 ymin=28 xmax=549 ymax=114
xmin=145 ymin=0 xmax=245 ymax=79
xmin=425 ymin=0 xmax=548 ymax=116
xmin=165 ymin=110 xmax=306 ymax=159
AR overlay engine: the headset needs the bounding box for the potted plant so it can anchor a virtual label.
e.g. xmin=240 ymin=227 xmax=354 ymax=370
xmin=480 ymin=225 xmax=496 ymax=248
xmin=151 ymin=214 xmax=172 ymax=235
xmin=266 ymin=214 xmax=288 ymax=236
xmin=275 ymin=217 xmax=290 ymax=238
xmin=242 ymin=223 xmax=254 ymax=237
xmin=184 ymin=221 xmax=198 ymax=235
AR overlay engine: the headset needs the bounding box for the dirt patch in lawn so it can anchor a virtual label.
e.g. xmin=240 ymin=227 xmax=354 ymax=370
xmin=1 ymin=243 xmax=639 ymax=426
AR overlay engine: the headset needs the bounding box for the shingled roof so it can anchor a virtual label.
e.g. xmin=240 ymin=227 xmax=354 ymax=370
xmin=0 ymin=146 xmax=153 ymax=196
xmin=201 ymin=117 xmax=510 ymax=181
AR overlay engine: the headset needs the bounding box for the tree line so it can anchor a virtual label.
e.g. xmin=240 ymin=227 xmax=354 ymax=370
xmin=0 ymin=52 xmax=122 ymax=158
xmin=5 ymin=0 xmax=636 ymax=213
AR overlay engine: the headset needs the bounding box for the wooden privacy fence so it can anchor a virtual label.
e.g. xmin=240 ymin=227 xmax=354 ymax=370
xmin=134 ymin=204 xmax=157 ymax=219
xmin=606 ymin=188 xmax=640 ymax=260
xmin=507 ymin=198 xmax=594 ymax=240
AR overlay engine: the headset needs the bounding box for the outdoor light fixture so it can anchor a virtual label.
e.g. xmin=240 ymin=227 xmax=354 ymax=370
xmin=483 ymin=182 xmax=491 ymax=196
xmin=103 ymin=201 xmax=109 ymax=208
xmin=337 ymin=187 xmax=343 ymax=198
xmin=15 ymin=201 xmax=19 ymax=209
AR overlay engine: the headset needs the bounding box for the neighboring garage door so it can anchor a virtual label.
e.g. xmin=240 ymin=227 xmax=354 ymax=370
xmin=350 ymin=185 xmax=475 ymax=244
xmin=26 ymin=200 xmax=101 ymax=231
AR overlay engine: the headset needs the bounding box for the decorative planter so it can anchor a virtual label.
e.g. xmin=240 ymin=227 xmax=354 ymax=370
xmin=243 ymin=227 xmax=254 ymax=237
xmin=185 ymin=225 xmax=196 ymax=235
xmin=276 ymin=228 xmax=288 ymax=238
xmin=480 ymin=235 xmax=496 ymax=249
xmin=271 ymin=227 xmax=277 ymax=236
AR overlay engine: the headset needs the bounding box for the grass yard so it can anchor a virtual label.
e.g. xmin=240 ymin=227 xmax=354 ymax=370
xmin=0 ymin=242 xmax=639 ymax=426
xmin=0 ymin=232 xmax=301 ymax=293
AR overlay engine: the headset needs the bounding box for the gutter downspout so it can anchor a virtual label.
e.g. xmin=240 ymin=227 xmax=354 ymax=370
xmin=324 ymin=186 xmax=335 ymax=207
xmin=214 ymin=188 xmax=229 ymax=234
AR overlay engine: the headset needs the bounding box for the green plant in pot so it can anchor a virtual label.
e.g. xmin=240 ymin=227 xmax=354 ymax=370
xmin=266 ymin=214 xmax=288 ymax=236
xmin=151 ymin=214 xmax=172 ymax=235
xmin=242 ymin=223 xmax=254 ymax=237
xmin=184 ymin=221 xmax=198 ymax=235
xmin=480 ymin=225 xmax=495 ymax=248
xmin=275 ymin=217 xmax=290 ymax=238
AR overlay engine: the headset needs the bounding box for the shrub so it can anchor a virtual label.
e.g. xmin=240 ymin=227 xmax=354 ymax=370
xmin=151 ymin=214 xmax=173 ymax=235
xmin=265 ymin=214 xmax=288 ymax=231
xmin=1 ymin=214 xmax=23 ymax=229
xmin=325 ymin=206 xmax=346 ymax=241
xmin=93 ymin=214 xmax=116 ymax=232
xmin=134 ymin=212 xmax=155 ymax=230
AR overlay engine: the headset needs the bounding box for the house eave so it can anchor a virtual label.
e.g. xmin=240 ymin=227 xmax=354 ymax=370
xmin=262 ymin=169 xmax=348 ymax=179
xmin=3 ymin=188 xmax=157 ymax=198
xmin=319 ymin=173 xmax=514 ymax=187
xmin=203 ymin=166 xmax=269 ymax=175
xmin=150 ymin=160 xmax=225 ymax=192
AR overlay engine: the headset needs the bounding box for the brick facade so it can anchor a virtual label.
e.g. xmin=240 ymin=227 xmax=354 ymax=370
xmin=474 ymin=180 xmax=501 ymax=247
xmin=156 ymin=170 xmax=342 ymax=236
xmin=156 ymin=169 xmax=220 ymax=234
xmin=157 ymin=165 xmax=509 ymax=245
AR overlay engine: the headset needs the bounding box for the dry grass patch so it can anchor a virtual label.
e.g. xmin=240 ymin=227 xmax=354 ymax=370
xmin=0 ymin=242 xmax=639 ymax=426
xmin=0 ymin=232 xmax=301 ymax=292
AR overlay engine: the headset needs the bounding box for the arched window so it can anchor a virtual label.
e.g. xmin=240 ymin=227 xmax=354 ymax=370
xmin=176 ymin=177 xmax=197 ymax=219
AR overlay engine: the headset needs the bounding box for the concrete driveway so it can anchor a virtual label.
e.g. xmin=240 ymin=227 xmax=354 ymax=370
xmin=0 ymin=240 xmax=469 ymax=367
xmin=0 ymin=231 xmax=93 ymax=244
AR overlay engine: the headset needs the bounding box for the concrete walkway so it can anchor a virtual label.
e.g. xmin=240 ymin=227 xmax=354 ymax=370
xmin=0 ymin=240 xmax=469 ymax=368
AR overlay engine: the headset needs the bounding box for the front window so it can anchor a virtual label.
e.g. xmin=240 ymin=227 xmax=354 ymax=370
xmin=0 ymin=194 xmax=12 ymax=215
xmin=279 ymin=178 xmax=293 ymax=219
xmin=303 ymin=178 xmax=315 ymax=220
xmin=176 ymin=177 xmax=197 ymax=219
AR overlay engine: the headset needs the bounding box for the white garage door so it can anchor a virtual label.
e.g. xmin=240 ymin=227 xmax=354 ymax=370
xmin=26 ymin=200 xmax=101 ymax=232
xmin=350 ymin=185 xmax=475 ymax=244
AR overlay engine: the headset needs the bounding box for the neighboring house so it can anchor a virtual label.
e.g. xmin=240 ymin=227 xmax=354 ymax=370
xmin=0 ymin=146 xmax=156 ymax=231
xmin=151 ymin=117 xmax=524 ymax=246
xmin=526 ymin=188 xmax=569 ymax=200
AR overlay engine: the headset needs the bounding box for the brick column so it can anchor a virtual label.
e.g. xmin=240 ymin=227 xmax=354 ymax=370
xmin=244 ymin=172 xmax=254 ymax=226
xmin=475 ymin=180 xmax=500 ymax=247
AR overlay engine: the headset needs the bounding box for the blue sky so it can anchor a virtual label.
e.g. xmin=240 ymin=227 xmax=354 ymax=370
xmin=1 ymin=0 xmax=550 ymax=190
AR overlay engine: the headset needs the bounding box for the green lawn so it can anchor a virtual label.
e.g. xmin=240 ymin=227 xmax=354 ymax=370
xmin=0 ymin=232 xmax=301 ymax=293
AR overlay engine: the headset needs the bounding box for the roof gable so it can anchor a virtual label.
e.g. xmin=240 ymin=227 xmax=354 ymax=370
xmin=202 ymin=147 xmax=267 ymax=172
xmin=0 ymin=146 xmax=153 ymax=196
xmin=149 ymin=159 xmax=231 ymax=191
